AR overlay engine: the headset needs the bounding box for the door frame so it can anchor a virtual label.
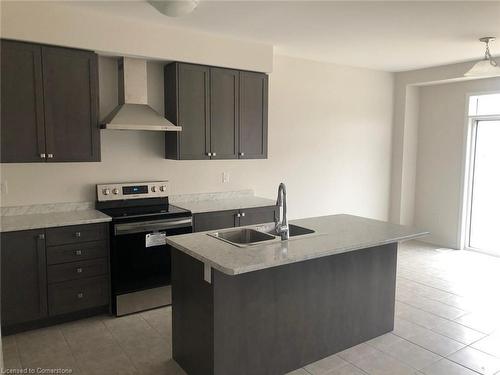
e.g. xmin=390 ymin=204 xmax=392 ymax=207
xmin=459 ymin=91 xmax=500 ymax=255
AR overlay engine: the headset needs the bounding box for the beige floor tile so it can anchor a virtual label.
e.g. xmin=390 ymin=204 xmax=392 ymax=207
xmin=336 ymin=342 xmax=380 ymax=363
xmin=137 ymin=359 xmax=187 ymax=375
xmin=422 ymin=358 xmax=484 ymax=375
xmin=286 ymin=368 xmax=310 ymax=375
xmin=304 ymin=354 xmax=349 ymax=374
xmin=104 ymin=313 xmax=160 ymax=343
xmin=471 ymin=332 xmax=500 ymax=357
xmin=366 ymin=333 xmax=406 ymax=352
xmin=378 ymin=338 xmax=442 ymax=370
xmin=430 ymin=319 xmax=486 ymax=345
xmin=348 ymin=350 xmax=415 ymax=375
xmin=403 ymin=329 xmax=466 ymax=357
xmin=325 ymin=363 xmax=368 ymax=374
xmin=74 ymin=345 xmax=138 ymax=375
xmin=447 ymin=346 xmax=500 ymax=375
xmin=455 ymin=312 xmax=500 ymax=335
xmin=2 ymin=335 xmax=22 ymax=370
xmin=393 ymin=318 xmax=430 ymax=339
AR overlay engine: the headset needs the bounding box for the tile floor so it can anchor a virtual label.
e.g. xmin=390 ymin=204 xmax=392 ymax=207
xmin=2 ymin=240 xmax=500 ymax=375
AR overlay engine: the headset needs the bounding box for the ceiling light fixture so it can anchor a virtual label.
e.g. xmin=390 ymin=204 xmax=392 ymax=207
xmin=148 ymin=1 xmax=199 ymax=17
xmin=464 ymin=37 xmax=500 ymax=78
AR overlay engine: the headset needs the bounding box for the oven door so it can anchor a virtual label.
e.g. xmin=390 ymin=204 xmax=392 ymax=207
xmin=111 ymin=217 xmax=192 ymax=297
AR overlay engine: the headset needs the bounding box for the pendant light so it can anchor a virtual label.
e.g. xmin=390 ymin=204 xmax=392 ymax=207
xmin=148 ymin=1 xmax=199 ymax=17
xmin=464 ymin=37 xmax=500 ymax=77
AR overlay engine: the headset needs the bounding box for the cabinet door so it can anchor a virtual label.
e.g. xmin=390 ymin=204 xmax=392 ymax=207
xmin=193 ymin=210 xmax=239 ymax=232
xmin=0 ymin=40 xmax=46 ymax=162
xmin=42 ymin=46 xmax=100 ymax=162
xmin=1 ymin=230 xmax=48 ymax=326
xmin=239 ymin=71 xmax=268 ymax=159
xmin=177 ymin=64 xmax=210 ymax=160
xmin=239 ymin=206 xmax=278 ymax=226
xmin=210 ymin=68 xmax=239 ymax=159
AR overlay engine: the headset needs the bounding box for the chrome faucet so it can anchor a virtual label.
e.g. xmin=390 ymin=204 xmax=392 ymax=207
xmin=275 ymin=183 xmax=289 ymax=240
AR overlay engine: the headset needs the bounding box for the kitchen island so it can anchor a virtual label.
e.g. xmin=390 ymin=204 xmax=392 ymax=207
xmin=166 ymin=214 xmax=427 ymax=375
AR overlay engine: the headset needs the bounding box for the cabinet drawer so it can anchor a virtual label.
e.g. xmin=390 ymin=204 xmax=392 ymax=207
xmin=46 ymin=223 xmax=108 ymax=246
xmin=48 ymin=276 xmax=109 ymax=316
xmin=47 ymin=258 xmax=108 ymax=284
xmin=47 ymin=241 xmax=108 ymax=265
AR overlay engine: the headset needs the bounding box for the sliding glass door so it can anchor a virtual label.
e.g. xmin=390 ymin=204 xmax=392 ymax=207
xmin=468 ymin=120 xmax=500 ymax=255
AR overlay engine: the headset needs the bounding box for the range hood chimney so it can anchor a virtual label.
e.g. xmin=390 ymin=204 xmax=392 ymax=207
xmin=101 ymin=57 xmax=181 ymax=132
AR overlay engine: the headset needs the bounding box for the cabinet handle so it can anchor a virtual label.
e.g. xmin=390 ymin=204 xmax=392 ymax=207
xmin=76 ymin=267 xmax=83 ymax=273
xmin=40 ymin=153 xmax=46 ymax=159
xmin=77 ymin=292 xmax=84 ymax=299
xmin=207 ymin=152 xmax=212 ymax=156
xmin=212 ymin=152 xmax=217 ymax=156
xmin=241 ymin=212 xmax=246 ymax=217
xmin=38 ymin=233 xmax=45 ymax=240
xmin=239 ymin=152 xmax=245 ymax=156
xmin=75 ymin=250 xmax=82 ymax=256
xmin=236 ymin=213 xmax=241 ymax=218
xmin=47 ymin=153 xmax=54 ymax=159
xmin=75 ymin=232 xmax=81 ymax=238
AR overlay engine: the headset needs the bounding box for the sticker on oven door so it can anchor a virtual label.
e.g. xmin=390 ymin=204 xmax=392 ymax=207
xmin=145 ymin=232 xmax=167 ymax=247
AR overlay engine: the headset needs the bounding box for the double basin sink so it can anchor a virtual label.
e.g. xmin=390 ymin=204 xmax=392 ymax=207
xmin=209 ymin=224 xmax=315 ymax=247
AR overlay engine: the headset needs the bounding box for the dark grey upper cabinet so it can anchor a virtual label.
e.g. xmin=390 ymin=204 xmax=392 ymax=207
xmin=1 ymin=41 xmax=45 ymax=162
xmin=165 ymin=63 xmax=210 ymax=160
xmin=1 ymin=230 xmax=48 ymax=326
xmin=0 ymin=40 xmax=100 ymax=163
xmin=42 ymin=46 xmax=100 ymax=162
xmin=210 ymin=68 xmax=239 ymax=159
xmin=239 ymin=71 xmax=268 ymax=159
xmin=164 ymin=62 xmax=267 ymax=160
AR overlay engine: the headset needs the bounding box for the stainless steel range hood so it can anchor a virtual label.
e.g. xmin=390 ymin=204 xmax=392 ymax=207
xmin=101 ymin=57 xmax=181 ymax=132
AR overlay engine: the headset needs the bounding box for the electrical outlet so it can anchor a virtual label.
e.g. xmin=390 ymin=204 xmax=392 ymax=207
xmin=222 ymin=172 xmax=230 ymax=183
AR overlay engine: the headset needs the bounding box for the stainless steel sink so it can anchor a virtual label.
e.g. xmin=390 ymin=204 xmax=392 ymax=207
xmin=209 ymin=224 xmax=316 ymax=247
xmin=209 ymin=228 xmax=276 ymax=247
xmin=260 ymin=224 xmax=315 ymax=237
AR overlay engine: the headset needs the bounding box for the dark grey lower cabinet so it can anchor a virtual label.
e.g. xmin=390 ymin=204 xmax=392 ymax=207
xmin=193 ymin=210 xmax=239 ymax=232
xmin=1 ymin=223 xmax=110 ymax=334
xmin=1 ymin=230 xmax=48 ymax=326
xmin=193 ymin=206 xmax=277 ymax=232
xmin=239 ymin=206 xmax=277 ymax=226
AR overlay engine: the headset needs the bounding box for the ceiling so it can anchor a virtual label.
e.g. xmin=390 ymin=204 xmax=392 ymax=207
xmin=72 ymin=1 xmax=500 ymax=72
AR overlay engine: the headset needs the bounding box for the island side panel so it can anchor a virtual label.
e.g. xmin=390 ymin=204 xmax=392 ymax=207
xmin=171 ymin=248 xmax=214 ymax=375
xmin=212 ymin=243 xmax=398 ymax=375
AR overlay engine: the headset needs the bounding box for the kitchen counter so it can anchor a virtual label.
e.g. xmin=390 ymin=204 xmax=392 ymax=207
xmin=168 ymin=214 xmax=428 ymax=375
xmin=171 ymin=193 xmax=275 ymax=214
xmin=166 ymin=214 xmax=427 ymax=275
xmin=0 ymin=203 xmax=111 ymax=232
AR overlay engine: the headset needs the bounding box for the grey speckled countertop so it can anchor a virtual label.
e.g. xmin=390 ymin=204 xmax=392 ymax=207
xmin=166 ymin=214 xmax=428 ymax=275
xmin=0 ymin=206 xmax=111 ymax=233
xmin=173 ymin=196 xmax=276 ymax=214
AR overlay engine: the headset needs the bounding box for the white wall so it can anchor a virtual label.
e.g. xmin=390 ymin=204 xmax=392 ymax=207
xmin=415 ymin=78 xmax=500 ymax=248
xmin=0 ymin=55 xmax=394 ymax=221
xmin=389 ymin=60 xmax=486 ymax=226
xmin=0 ymin=1 xmax=273 ymax=73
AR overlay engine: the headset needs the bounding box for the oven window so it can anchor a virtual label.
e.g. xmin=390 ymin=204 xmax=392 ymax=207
xmin=111 ymin=225 xmax=191 ymax=295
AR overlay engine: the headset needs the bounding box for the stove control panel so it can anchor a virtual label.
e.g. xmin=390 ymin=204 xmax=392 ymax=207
xmin=97 ymin=181 xmax=170 ymax=201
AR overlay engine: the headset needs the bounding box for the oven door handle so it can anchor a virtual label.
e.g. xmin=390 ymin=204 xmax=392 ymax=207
xmin=114 ymin=217 xmax=192 ymax=236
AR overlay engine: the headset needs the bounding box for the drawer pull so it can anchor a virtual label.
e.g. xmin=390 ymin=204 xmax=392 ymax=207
xmin=76 ymin=267 xmax=83 ymax=273
xmin=75 ymin=232 xmax=82 ymax=238
xmin=75 ymin=250 xmax=82 ymax=256
xmin=38 ymin=233 xmax=45 ymax=240
xmin=77 ymin=292 xmax=84 ymax=299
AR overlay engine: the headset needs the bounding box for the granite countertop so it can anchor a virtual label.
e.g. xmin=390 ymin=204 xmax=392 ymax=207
xmin=0 ymin=203 xmax=111 ymax=233
xmin=174 ymin=196 xmax=276 ymax=214
xmin=166 ymin=214 xmax=428 ymax=275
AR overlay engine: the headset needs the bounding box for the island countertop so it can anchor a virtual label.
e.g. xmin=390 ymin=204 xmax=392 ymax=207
xmin=166 ymin=214 xmax=428 ymax=275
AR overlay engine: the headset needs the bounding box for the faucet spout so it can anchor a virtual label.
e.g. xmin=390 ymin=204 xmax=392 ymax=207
xmin=275 ymin=183 xmax=289 ymax=240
